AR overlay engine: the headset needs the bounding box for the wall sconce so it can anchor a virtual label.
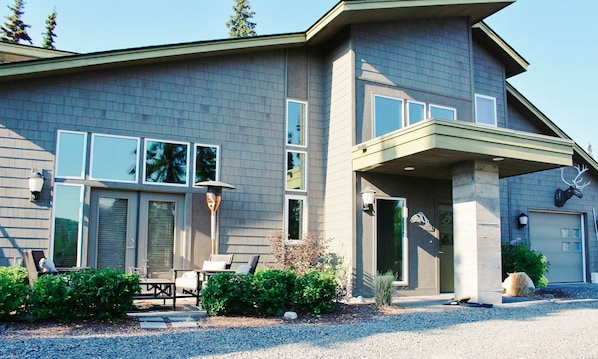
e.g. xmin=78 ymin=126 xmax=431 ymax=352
xmin=517 ymin=212 xmax=528 ymax=229
xmin=361 ymin=187 xmax=376 ymax=212
xmin=28 ymin=170 xmax=45 ymax=202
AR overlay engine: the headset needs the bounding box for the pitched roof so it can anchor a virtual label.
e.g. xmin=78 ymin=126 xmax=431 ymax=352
xmin=0 ymin=0 xmax=515 ymax=82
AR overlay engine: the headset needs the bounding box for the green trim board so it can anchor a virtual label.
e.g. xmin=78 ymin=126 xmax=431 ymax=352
xmin=352 ymin=120 xmax=574 ymax=179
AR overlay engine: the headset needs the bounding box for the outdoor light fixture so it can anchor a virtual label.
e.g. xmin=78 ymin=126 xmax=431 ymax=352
xmin=196 ymin=180 xmax=236 ymax=255
xmin=28 ymin=170 xmax=44 ymax=202
xmin=517 ymin=212 xmax=528 ymax=229
xmin=361 ymin=187 xmax=376 ymax=213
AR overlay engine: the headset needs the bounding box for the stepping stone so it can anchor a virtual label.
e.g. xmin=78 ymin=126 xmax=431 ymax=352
xmin=139 ymin=316 xmax=165 ymax=322
xmin=140 ymin=321 xmax=168 ymax=329
xmin=171 ymin=321 xmax=198 ymax=328
xmin=168 ymin=316 xmax=197 ymax=322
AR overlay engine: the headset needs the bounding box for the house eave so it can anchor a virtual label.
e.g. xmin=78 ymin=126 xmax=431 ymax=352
xmin=352 ymin=119 xmax=574 ymax=180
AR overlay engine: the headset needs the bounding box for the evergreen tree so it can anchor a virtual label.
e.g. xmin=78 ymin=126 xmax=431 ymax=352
xmin=226 ymin=0 xmax=257 ymax=38
xmin=1 ymin=0 xmax=32 ymax=44
xmin=42 ymin=8 xmax=57 ymax=50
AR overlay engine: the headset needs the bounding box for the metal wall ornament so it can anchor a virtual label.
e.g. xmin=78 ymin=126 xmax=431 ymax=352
xmin=554 ymin=165 xmax=591 ymax=207
xmin=409 ymin=211 xmax=436 ymax=233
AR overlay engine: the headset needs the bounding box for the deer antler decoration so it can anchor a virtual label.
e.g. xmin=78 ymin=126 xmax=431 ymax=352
xmin=555 ymin=165 xmax=592 ymax=207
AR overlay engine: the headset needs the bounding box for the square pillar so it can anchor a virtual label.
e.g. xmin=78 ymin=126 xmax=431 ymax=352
xmin=452 ymin=160 xmax=502 ymax=305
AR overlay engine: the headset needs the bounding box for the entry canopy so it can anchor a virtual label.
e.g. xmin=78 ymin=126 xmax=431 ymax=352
xmin=352 ymin=119 xmax=574 ymax=180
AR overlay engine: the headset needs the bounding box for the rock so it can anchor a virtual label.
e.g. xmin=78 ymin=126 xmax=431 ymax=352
xmin=348 ymin=296 xmax=365 ymax=303
xmin=503 ymin=272 xmax=535 ymax=297
xmin=283 ymin=311 xmax=298 ymax=320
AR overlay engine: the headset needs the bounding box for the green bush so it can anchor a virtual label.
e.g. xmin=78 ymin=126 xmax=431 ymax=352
xmin=292 ymin=270 xmax=337 ymax=314
xmin=67 ymin=268 xmax=140 ymax=319
xmin=26 ymin=274 xmax=70 ymax=321
xmin=373 ymin=271 xmax=395 ymax=306
xmin=502 ymin=240 xmax=550 ymax=288
xmin=0 ymin=266 xmax=29 ymax=319
xmin=201 ymin=272 xmax=255 ymax=316
xmin=253 ymin=270 xmax=296 ymax=316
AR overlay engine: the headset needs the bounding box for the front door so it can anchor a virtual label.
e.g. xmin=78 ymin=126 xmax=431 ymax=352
xmin=438 ymin=204 xmax=454 ymax=292
xmin=90 ymin=190 xmax=185 ymax=276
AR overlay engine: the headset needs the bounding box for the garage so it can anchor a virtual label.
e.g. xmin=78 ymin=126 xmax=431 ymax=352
xmin=529 ymin=211 xmax=585 ymax=283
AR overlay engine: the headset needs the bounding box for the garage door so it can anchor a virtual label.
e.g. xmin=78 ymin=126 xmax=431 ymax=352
xmin=529 ymin=212 xmax=584 ymax=283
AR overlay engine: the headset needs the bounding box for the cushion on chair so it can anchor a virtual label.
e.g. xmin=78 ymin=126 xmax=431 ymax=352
xmin=202 ymin=260 xmax=226 ymax=271
xmin=39 ymin=258 xmax=59 ymax=273
xmin=235 ymin=265 xmax=251 ymax=274
xmin=175 ymin=271 xmax=198 ymax=291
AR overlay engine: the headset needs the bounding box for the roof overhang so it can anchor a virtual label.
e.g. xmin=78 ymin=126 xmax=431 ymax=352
xmin=0 ymin=42 xmax=74 ymax=63
xmin=472 ymin=22 xmax=528 ymax=78
xmin=352 ymin=119 xmax=574 ymax=180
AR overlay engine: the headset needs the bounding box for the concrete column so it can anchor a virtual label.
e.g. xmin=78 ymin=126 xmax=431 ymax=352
xmin=452 ymin=160 xmax=502 ymax=305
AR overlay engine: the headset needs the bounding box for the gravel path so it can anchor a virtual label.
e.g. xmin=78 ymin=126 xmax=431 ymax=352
xmin=1 ymin=284 xmax=597 ymax=359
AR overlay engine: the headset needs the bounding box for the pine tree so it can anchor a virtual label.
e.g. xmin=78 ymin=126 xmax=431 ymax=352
xmin=42 ymin=8 xmax=57 ymax=49
xmin=226 ymin=0 xmax=257 ymax=38
xmin=1 ymin=0 xmax=32 ymax=44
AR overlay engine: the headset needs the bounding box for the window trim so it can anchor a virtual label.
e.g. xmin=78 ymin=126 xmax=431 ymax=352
xmin=285 ymin=149 xmax=307 ymax=192
xmin=407 ymin=100 xmax=426 ymax=126
xmin=55 ymin=130 xmax=88 ymax=180
xmin=474 ymin=93 xmax=497 ymax=126
xmin=50 ymin=183 xmax=85 ymax=267
xmin=89 ymin=133 xmax=140 ymax=183
xmin=373 ymin=94 xmax=404 ymax=138
xmin=192 ymin=143 xmax=220 ymax=186
xmin=374 ymin=196 xmax=409 ymax=286
xmin=429 ymin=104 xmax=457 ymax=121
xmin=286 ymin=99 xmax=308 ymax=148
xmin=142 ymin=138 xmax=191 ymax=187
xmin=285 ymin=194 xmax=308 ymax=241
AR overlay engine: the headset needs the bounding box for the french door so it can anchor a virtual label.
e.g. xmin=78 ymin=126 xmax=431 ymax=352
xmin=90 ymin=190 xmax=185 ymax=276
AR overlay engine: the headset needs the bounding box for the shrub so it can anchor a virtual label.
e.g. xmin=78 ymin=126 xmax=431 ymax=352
xmin=26 ymin=274 xmax=70 ymax=321
xmin=253 ymin=270 xmax=296 ymax=316
xmin=0 ymin=266 xmax=29 ymax=319
xmin=201 ymin=272 xmax=255 ymax=316
xmin=373 ymin=271 xmax=395 ymax=306
xmin=67 ymin=268 xmax=140 ymax=319
xmin=502 ymin=240 xmax=550 ymax=288
xmin=267 ymin=231 xmax=330 ymax=276
xmin=292 ymin=270 xmax=337 ymax=314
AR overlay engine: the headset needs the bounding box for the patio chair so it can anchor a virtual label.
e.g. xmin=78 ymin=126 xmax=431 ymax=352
xmin=235 ymin=255 xmax=260 ymax=275
xmin=23 ymin=250 xmax=57 ymax=286
xmin=174 ymin=254 xmax=234 ymax=306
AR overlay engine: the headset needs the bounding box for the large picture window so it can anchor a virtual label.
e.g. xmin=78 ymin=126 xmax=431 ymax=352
xmin=475 ymin=94 xmax=497 ymax=126
xmin=374 ymin=95 xmax=403 ymax=137
xmin=90 ymin=134 xmax=139 ymax=183
xmin=193 ymin=144 xmax=219 ymax=184
xmin=285 ymin=195 xmax=307 ymax=241
xmin=143 ymin=139 xmax=190 ymax=186
xmin=55 ymin=130 xmax=87 ymax=179
xmin=287 ymin=100 xmax=307 ymax=147
xmin=51 ymin=184 xmax=84 ymax=267
xmin=376 ymin=197 xmax=407 ymax=284
xmin=286 ymin=150 xmax=306 ymax=191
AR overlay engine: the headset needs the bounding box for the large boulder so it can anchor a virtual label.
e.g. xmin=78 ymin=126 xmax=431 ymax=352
xmin=502 ymin=272 xmax=535 ymax=297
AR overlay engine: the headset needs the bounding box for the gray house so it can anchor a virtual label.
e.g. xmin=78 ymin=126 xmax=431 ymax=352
xmin=1 ymin=0 xmax=596 ymax=305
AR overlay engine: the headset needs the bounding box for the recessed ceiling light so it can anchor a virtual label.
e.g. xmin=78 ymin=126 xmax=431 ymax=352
xmin=404 ymin=166 xmax=415 ymax=171
xmin=492 ymin=157 xmax=505 ymax=162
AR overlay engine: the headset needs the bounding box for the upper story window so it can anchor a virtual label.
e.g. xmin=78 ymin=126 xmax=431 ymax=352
xmin=429 ymin=104 xmax=456 ymax=121
xmin=143 ymin=139 xmax=190 ymax=187
xmin=374 ymin=95 xmax=403 ymax=137
xmin=475 ymin=94 xmax=497 ymax=126
xmin=287 ymin=100 xmax=307 ymax=147
xmin=55 ymin=130 xmax=87 ymax=179
xmin=193 ymin=144 xmax=219 ymax=185
xmin=408 ymin=101 xmax=426 ymax=125
xmin=286 ymin=150 xmax=306 ymax=191
xmin=90 ymin=134 xmax=139 ymax=183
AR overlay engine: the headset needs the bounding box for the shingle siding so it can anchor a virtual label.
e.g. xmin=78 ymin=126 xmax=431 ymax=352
xmin=473 ymin=42 xmax=507 ymax=127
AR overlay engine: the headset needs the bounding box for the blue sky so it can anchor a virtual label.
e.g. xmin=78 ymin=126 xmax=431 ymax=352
xmin=5 ymin=0 xmax=596 ymax=153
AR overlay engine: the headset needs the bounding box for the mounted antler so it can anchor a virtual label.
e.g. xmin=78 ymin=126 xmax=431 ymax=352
xmin=555 ymin=165 xmax=592 ymax=207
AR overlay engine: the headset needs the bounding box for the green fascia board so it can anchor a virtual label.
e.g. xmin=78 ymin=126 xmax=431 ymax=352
xmin=0 ymin=34 xmax=306 ymax=81
xmin=0 ymin=42 xmax=74 ymax=58
xmin=472 ymin=22 xmax=528 ymax=78
xmin=352 ymin=120 xmax=573 ymax=171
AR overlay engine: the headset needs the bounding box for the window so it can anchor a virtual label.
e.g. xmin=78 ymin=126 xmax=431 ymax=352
xmin=407 ymin=101 xmax=426 ymax=125
xmin=286 ymin=195 xmax=307 ymax=240
xmin=193 ymin=144 xmax=219 ymax=185
xmin=287 ymin=100 xmax=307 ymax=147
xmin=374 ymin=95 xmax=403 ymax=137
xmin=429 ymin=104 xmax=456 ymax=121
xmin=286 ymin=150 xmax=306 ymax=191
xmin=90 ymin=134 xmax=139 ymax=183
xmin=55 ymin=130 xmax=87 ymax=179
xmin=51 ymin=184 xmax=84 ymax=267
xmin=143 ymin=139 xmax=190 ymax=186
xmin=376 ymin=197 xmax=407 ymax=284
xmin=475 ymin=94 xmax=497 ymax=126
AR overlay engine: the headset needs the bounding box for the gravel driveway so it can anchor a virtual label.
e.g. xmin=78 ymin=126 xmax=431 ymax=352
xmin=1 ymin=284 xmax=597 ymax=359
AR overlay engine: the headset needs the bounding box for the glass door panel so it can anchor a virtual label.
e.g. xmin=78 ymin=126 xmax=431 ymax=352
xmin=376 ymin=198 xmax=406 ymax=283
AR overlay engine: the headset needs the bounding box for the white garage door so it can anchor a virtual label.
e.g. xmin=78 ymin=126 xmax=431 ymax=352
xmin=529 ymin=212 xmax=584 ymax=283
